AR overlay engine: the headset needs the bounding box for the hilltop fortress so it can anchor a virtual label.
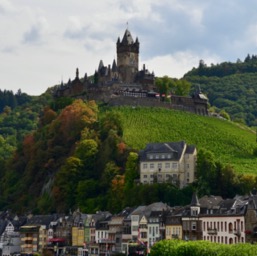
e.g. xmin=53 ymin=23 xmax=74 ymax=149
xmin=54 ymin=29 xmax=208 ymax=115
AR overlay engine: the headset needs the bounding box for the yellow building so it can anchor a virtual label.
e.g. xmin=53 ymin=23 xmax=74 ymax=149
xmin=165 ymin=216 xmax=183 ymax=240
xmin=72 ymin=226 xmax=85 ymax=246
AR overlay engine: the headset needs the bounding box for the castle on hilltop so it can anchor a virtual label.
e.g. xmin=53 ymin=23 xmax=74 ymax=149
xmin=54 ymin=29 xmax=208 ymax=115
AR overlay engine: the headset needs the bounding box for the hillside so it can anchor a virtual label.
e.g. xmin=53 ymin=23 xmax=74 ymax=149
xmin=184 ymin=56 xmax=257 ymax=127
xmin=108 ymin=106 xmax=257 ymax=174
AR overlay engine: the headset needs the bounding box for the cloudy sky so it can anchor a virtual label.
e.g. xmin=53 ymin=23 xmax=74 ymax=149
xmin=1 ymin=0 xmax=257 ymax=95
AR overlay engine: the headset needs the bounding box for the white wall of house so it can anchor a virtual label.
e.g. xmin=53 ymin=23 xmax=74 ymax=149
xmin=148 ymin=222 xmax=160 ymax=248
xmin=95 ymin=229 xmax=108 ymax=243
xmin=201 ymin=215 xmax=245 ymax=244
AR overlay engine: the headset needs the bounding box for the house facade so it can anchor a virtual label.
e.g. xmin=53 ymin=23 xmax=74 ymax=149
xmin=139 ymin=141 xmax=197 ymax=188
xmin=201 ymin=215 xmax=245 ymax=244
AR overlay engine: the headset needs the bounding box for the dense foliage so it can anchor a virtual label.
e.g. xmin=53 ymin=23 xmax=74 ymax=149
xmin=150 ymin=240 xmax=257 ymax=256
xmin=0 ymin=100 xmax=194 ymax=213
xmin=0 ymin=89 xmax=31 ymax=112
xmin=184 ymin=56 xmax=257 ymax=126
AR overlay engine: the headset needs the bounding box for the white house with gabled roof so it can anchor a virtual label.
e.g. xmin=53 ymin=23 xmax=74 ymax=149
xmin=139 ymin=141 xmax=197 ymax=188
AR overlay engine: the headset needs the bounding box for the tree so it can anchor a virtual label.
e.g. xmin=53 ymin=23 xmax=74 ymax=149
xmin=124 ymin=152 xmax=139 ymax=190
xmin=196 ymin=149 xmax=217 ymax=195
xmin=100 ymin=111 xmax=123 ymax=140
xmin=155 ymin=76 xmax=174 ymax=97
xmin=101 ymin=161 xmax=120 ymax=188
xmin=53 ymin=157 xmax=83 ymax=212
xmin=174 ymin=79 xmax=191 ymax=96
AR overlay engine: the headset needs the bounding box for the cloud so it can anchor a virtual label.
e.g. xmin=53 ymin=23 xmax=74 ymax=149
xmin=22 ymin=17 xmax=49 ymax=44
xmin=144 ymin=50 xmax=221 ymax=78
xmin=0 ymin=0 xmax=14 ymax=14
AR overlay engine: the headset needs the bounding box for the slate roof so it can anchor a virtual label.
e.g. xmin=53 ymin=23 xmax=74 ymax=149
xmin=0 ymin=220 xmax=8 ymax=236
xmin=199 ymin=195 xmax=223 ymax=209
xmin=191 ymin=193 xmax=200 ymax=207
xmin=139 ymin=141 xmax=194 ymax=161
xmin=26 ymin=215 xmax=58 ymax=227
xmin=121 ymin=29 xmax=134 ymax=44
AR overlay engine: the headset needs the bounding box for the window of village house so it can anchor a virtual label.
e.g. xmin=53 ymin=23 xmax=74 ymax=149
xmin=172 ymin=163 xmax=178 ymax=169
xmin=187 ymin=164 xmax=190 ymax=169
xmin=150 ymin=163 xmax=154 ymax=169
xmin=143 ymin=163 xmax=147 ymax=169
xmin=221 ymin=222 xmax=223 ymax=231
xmin=149 ymin=155 xmax=153 ymax=159
xmin=167 ymin=154 xmax=171 ymax=159
xmin=165 ymin=163 xmax=170 ymax=168
xmin=155 ymin=155 xmax=159 ymax=159
xmin=191 ymin=222 xmax=196 ymax=230
xmin=141 ymin=232 xmax=147 ymax=238
xmin=143 ymin=175 xmax=147 ymax=178
xmin=158 ymin=163 xmax=162 ymax=169
xmin=241 ymin=221 xmax=243 ymax=231
xmin=161 ymin=155 xmax=165 ymax=159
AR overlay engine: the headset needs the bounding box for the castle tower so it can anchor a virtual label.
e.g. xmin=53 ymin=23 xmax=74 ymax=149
xmin=116 ymin=29 xmax=139 ymax=83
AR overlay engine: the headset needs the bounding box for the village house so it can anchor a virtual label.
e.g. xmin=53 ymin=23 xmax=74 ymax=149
xmin=139 ymin=141 xmax=197 ymax=188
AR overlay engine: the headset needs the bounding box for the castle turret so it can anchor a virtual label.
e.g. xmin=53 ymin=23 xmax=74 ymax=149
xmin=116 ymin=29 xmax=139 ymax=83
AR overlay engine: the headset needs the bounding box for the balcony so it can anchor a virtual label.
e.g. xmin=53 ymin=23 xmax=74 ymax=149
xmin=98 ymin=239 xmax=115 ymax=244
xmin=234 ymin=229 xmax=241 ymax=237
xmin=207 ymin=229 xmax=217 ymax=235
xmin=21 ymin=237 xmax=33 ymax=241
xmin=122 ymin=234 xmax=132 ymax=241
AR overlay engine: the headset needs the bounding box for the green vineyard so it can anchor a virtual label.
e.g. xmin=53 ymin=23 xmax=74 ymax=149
xmin=109 ymin=106 xmax=257 ymax=174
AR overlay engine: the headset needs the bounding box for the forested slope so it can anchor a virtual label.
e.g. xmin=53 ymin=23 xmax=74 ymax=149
xmin=184 ymin=55 xmax=257 ymax=126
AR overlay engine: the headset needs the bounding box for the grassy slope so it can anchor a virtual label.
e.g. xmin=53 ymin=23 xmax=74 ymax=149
xmin=111 ymin=106 xmax=257 ymax=174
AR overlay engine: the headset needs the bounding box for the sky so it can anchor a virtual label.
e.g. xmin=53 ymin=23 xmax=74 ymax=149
xmin=1 ymin=0 xmax=257 ymax=96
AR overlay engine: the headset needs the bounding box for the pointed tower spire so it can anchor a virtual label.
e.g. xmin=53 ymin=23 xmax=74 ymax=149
xmin=190 ymin=192 xmax=200 ymax=216
xmin=121 ymin=29 xmax=134 ymax=44
xmin=98 ymin=60 xmax=104 ymax=71
xmin=112 ymin=59 xmax=118 ymax=72
xmin=76 ymin=68 xmax=79 ymax=79
xmin=191 ymin=192 xmax=200 ymax=206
